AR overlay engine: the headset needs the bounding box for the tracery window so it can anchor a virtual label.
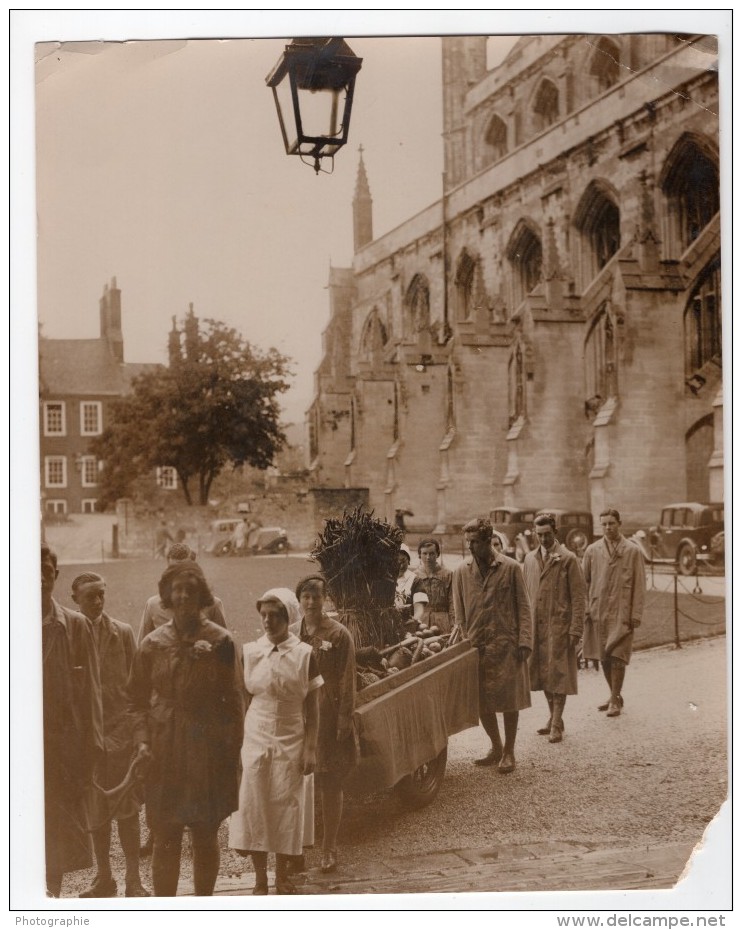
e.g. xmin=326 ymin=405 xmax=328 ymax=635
xmin=405 ymin=275 xmax=431 ymax=335
xmin=454 ymin=252 xmax=476 ymax=321
xmin=589 ymin=38 xmax=621 ymax=92
xmin=506 ymin=222 xmax=543 ymax=308
xmin=685 ymin=259 xmax=721 ymax=376
xmin=574 ymin=182 xmax=621 ymax=286
xmin=661 ymin=135 xmax=719 ymax=253
xmin=532 ymin=79 xmax=559 ymax=133
xmin=483 ymin=114 xmax=508 ymax=164
xmin=585 ymin=304 xmax=618 ymax=410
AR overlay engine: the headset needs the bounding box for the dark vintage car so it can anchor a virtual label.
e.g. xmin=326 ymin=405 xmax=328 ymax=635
xmin=632 ymin=502 xmax=724 ymax=575
xmin=489 ymin=507 xmax=595 ymax=562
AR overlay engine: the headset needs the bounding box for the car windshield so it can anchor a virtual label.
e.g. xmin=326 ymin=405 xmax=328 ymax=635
xmin=491 ymin=510 xmax=513 ymax=523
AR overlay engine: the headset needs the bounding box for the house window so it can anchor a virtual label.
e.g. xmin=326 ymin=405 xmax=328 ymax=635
xmin=81 ymin=499 xmax=98 ymax=514
xmin=156 ymin=466 xmax=178 ymax=490
xmin=80 ymin=455 xmax=99 ymax=487
xmin=585 ymin=304 xmax=618 ymax=409
xmin=532 ymin=79 xmax=559 ymax=133
xmin=685 ymin=259 xmax=722 ymax=376
xmin=80 ymin=401 xmax=103 ymax=436
xmin=43 ymin=402 xmax=66 ymax=436
xmin=589 ymin=38 xmax=621 ymax=92
xmin=45 ymin=499 xmax=67 ymax=515
xmin=483 ymin=114 xmax=508 ymax=164
xmin=45 ymin=455 xmax=67 ymax=488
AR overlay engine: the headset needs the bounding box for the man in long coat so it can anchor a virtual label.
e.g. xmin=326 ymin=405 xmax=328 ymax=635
xmin=523 ymin=513 xmax=586 ymax=743
xmin=582 ymin=508 xmax=645 ymax=717
xmin=452 ymin=517 xmax=532 ymax=774
xmin=41 ymin=544 xmax=103 ymax=897
xmin=71 ymin=572 xmax=150 ymax=898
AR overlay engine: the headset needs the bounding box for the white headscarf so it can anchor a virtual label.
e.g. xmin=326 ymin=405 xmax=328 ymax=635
xmin=256 ymin=587 xmax=302 ymax=626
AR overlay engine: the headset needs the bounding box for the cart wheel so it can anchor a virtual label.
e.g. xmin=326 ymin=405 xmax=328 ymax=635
xmin=393 ymin=745 xmax=447 ymax=809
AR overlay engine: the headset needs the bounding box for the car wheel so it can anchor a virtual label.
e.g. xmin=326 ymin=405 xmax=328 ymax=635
xmin=565 ymin=528 xmax=588 ymax=556
xmin=393 ymin=746 xmax=447 ymax=809
xmin=677 ymin=542 xmax=697 ymax=576
xmin=274 ymin=540 xmax=287 ymax=552
xmin=214 ymin=540 xmax=231 ymax=558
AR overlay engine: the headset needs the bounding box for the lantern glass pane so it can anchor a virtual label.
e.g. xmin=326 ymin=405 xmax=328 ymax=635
xmin=295 ymin=86 xmax=344 ymax=144
xmin=272 ymin=77 xmax=298 ymax=154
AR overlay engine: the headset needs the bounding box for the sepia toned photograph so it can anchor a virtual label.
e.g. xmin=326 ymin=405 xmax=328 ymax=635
xmin=12 ymin=10 xmax=731 ymax=916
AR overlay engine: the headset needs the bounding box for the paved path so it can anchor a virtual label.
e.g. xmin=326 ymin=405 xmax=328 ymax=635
xmin=210 ymin=840 xmax=694 ymax=897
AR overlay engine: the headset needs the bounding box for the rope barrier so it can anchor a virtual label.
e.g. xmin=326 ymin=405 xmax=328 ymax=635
xmin=676 ymin=606 xmax=726 ymax=627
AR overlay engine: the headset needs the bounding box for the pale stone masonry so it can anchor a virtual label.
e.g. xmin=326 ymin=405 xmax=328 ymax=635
xmin=307 ymin=34 xmax=722 ymax=534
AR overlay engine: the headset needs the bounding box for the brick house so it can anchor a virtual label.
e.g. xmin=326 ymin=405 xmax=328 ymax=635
xmin=38 ymin=278 xmax=163 ymax=515
xmin=307 ymin=34 xmax=722 ymax=533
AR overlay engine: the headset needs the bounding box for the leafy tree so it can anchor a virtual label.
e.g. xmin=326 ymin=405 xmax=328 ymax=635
xmin=91 ymin=315 xmax=291 ymax=507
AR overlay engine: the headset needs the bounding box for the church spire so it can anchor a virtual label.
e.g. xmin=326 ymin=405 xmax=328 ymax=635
xmin=353 ymin=144 xmax=373 ymax=252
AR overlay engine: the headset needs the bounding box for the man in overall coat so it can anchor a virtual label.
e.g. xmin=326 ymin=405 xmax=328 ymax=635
xmin=582 ymin=508 xmax=645 ymax=717
xmin=452 ymin=517 xmax=532 ymax=774
xmin=523 ymin=513 xmax=586 ymax=743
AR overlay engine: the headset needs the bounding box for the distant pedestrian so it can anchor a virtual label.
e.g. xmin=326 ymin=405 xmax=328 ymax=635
xmin=394 ymin=544 xmax=416 ymax=618
xmin=452 ymin=518 xmax=532 ymax=774
xmin=582 ymin=509 xmax=645 ymax=717
xmin=411 ymin=537 xmax=455 ymax=633
xmin=70 ymin=572 xmax=149 ymax=898
xmin=41 ymin=544 xmax=103 ymax=897
xmin=154 ymin=520 xmax=174 ymax=559
xmin=523 ymin=513 xmax=586 ymax=743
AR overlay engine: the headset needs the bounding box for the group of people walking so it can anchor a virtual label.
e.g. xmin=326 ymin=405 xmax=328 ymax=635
xmin=40 ymin=543 xmax=356 ymax=899
xmin=40 ymin=505 xmax=643 ymax=898
xmin=451 ymin=508 xmax=645 ymax=775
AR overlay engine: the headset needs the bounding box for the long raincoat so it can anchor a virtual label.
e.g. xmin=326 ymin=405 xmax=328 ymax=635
xmin=128 ymin=618 xmax=244 ymax=827
xmin=523 ymin=544 xmax=586 ymax=695
xmin=582 ymin=536 xmax=645 ymax=664
xmin=229 ymin=633 xmax=323 ymax=856
xmin=452 ymin=552 xmax=532 ymax=713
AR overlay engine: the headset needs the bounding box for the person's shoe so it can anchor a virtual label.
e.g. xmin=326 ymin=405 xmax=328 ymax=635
xmin=606 ymin=701 xmax=622 ymax=717
xmin=320 ymin=850 xmax=337 ymax=873
xmin=252 ymin=881 xmax=269 ymax=896
xmin=474 ymin=745 xmax=502 ymax=766
xmin=537 ymin=720 xmax=552 ymax=735
xmin=275 ymin=877 xmax=297 ymax=895
xmin=287 ymin=854 xmax=306 ymax=874
xmin=80 ymin=876 xmax=118 ymax=898
xmin=139 ymin=834 xmax=154 ymax=858
xmin=497 ymin=752 xmax=516 ymax=774
xmin=598 ymin=695 xmax=623 ymax=712
xmin=548 ymin=727 xmax=563 ymax=743
xmin=125 ymin=881 xmax=151 ymax=898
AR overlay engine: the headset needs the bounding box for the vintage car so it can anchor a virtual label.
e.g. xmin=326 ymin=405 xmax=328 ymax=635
xmin=632 ymin=502 xmax=724 ymax=575
xmin=203 ymin=518 xmax=243 ymax=554
xmin=490 ymin=507 xmax=595 ymax=562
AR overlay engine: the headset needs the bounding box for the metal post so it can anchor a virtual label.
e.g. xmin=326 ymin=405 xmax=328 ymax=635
xmin=673 ymin=571 xmax=681 ymax=649
xmin=112 ymin=522 xmax=120 ymax=559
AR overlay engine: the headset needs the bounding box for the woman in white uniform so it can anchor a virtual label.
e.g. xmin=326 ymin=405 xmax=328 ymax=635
xmin=229 ymin=589 xmax=322 ymax=895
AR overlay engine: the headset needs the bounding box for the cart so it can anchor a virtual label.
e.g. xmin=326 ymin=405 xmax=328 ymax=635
xmin=346 ymin=640 xmax=479 ymax=808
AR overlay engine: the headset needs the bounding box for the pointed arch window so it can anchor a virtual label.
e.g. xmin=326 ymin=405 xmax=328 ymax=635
xmin=506 ymin=222 xmax=543 ymax=308
xmin=455 ymin=252 xmax=477 ymax=321
xmin=508 ymin=342 xmax=526 ymax=425
xmin=589 ymin=38 xmax=621 ymax=92
xmin=405 ymin=275 xmax=430 ymax=335
xmin=532 ymin=79 xmax=559 ymax=133
xmin=359 ymin=310 xmax=387 ymax=362
xmin=685 ymin=258 xmax=721 ymax=377
xmin=483 ymin=114 xmax=508 ymax=164
xmin=574 ymin=182 xmax=621 ymax=286
xmin=585 ymin=303 xmax=619 ymax=412
xmin=661 ymin=135 xmax=720 ymax=253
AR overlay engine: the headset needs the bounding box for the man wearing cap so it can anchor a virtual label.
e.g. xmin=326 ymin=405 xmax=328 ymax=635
xmin=71 ymin=572 xmax=149 ymax=898
xmin=523 ymin=513 xmax=586 ymax=744
xmin=40 ymin=544 xmax=103 ymax=897
xmin=452 ymin=518 xmax=532 ymax=774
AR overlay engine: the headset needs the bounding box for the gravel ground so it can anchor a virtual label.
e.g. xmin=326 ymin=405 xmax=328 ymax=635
xmin=58 ymin=636 xmax=727 ymax=897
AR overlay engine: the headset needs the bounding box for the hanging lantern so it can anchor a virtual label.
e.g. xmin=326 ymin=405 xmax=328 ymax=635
xmin=266 ymin=37 xmax=362 ymax=174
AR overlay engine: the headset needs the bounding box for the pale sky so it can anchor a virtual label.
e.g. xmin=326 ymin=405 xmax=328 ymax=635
xmin=31 ymin=22 xmax=527 ymax=424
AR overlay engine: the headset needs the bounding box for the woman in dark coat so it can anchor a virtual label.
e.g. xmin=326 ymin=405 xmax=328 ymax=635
xmin=294 ymin=574 xmax=358 ymax=874
xmin=128 ymin=561 xmax=244 ymax=896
